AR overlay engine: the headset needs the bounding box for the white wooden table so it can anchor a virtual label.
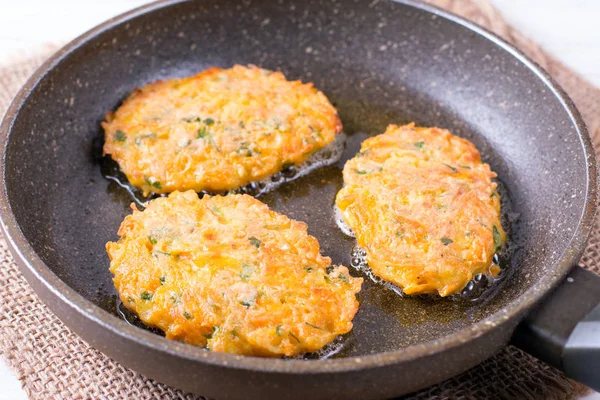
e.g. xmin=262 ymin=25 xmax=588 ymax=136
xmin=0 ymin=1 xmax=598 ymax=398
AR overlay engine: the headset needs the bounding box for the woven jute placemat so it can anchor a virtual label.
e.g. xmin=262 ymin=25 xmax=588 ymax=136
xmin=1 ymin=0 xmax=599 ymax=399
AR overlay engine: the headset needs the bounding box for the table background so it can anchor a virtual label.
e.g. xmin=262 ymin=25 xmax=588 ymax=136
xmin=0 ymin=0 xmax=598 ymax=398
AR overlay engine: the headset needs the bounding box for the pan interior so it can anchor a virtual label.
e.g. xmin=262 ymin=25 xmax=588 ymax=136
xmin=3 ymin=0 xmax=590 ymax=357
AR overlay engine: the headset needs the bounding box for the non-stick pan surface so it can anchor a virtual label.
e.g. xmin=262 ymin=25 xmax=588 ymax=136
xmin=1 ymin=0 xmax=598 ymax=398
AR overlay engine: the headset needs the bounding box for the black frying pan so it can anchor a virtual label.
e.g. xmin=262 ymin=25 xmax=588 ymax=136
xmin=1 ymin=0 xmax=599 ymax=398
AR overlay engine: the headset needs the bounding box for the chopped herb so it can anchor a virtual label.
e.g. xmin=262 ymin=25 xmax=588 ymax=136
xmin=183 ymin=312 xmax=193 ymax=320
xmin=443 ymin=163 xmax=458 ymax=173
xmin=238 ymin=144 xmax=253 ymax=157
xmin=140 ymin=291 xmax=153 ymax=301
xmin=276 ymin=325 xmax=283 ymax=336
xmin=356 ymin=169 xmax=369 ymax=175
xmin=414 ymin=141 xmax=425 ymax=149
xmin=204 ymin=326 xmax=218 ymax=339
xmin=337 ymin=273 xmax=350 ymax=284
xmin=134 ymin=133 xmax=157 ymax=145
xmin=144 ymin=176 xmax=162 ymax=189
xmin=441 ymin=237 xmax=453 ymax=246
xmin=154 ymin=250 xmax=171 ymax=257
xmin=182 ymin=116 xmax=202 ymax=123
xmin=170 ymin=294 xmax=179 ymax=304
xmin=311 ymin=127 xmax=323 ymax=139
xmin=148 ymin=235 xmax=158 ymax=245
xmin=460 ymin=165 xmax=471 ymax=169
xmin=127 ymin=296 xmax=135 ymax=303
xmin=240 ymin=301 xmax=252 ymax=308
xmin=197 ymin=126 xmax=207 ymax=138
xmin=201 ymin=129 xmax=220 ymax=151
xmin=204 ymin=118 xmax=215 ymax=125
xmin=159 ymin=276 xmax=166 ymax=285
xmin=239 ymin=264 xmax=254 ymax=281
xmin=264 ymin=224 xmax=280 ymax=230
xmin=493 ymin=225 xmax=502 ymax=253
xmin=395 ymin=231 xmax=404 ymax=238
xmin=248 ymin=236 xmax=262 ymax=248
xmin=324 ymin=275 xmax=331 ymax=283
xmin=289 ymin=332 xmax=301 ymax=343
xmin=304 ymin=266 xmax=313 ymax=272
xmin=211 ymin=206 xmax=222 ymax=215
xmin=491 ymin=191 xmax=498 ymax=198
xmin=114 ymin=130 xmax=127 ymax=142
xmin=305 ymin=322 xmax=324 ymax=331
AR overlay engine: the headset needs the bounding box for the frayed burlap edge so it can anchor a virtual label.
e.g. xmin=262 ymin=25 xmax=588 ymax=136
xmin=1 ymin=1 xmax=599 ymax=399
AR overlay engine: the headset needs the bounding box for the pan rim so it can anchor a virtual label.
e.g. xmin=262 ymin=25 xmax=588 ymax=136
xmin=0 ymin=0 xmax=597 ymax=375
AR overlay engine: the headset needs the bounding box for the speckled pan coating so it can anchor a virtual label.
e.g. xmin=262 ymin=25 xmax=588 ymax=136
xmin=0 ymin=0 xmax=597 ymax=399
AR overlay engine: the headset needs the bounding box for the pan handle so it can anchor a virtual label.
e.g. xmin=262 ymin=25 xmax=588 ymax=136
xmin=511 ymin=266 xmax=600 ymax=391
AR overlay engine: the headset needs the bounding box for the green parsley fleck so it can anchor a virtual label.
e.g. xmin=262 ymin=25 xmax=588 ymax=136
xmin=204 ymin=118 xmax=215 ymax=125
xmin=183 ymin=311 xmax=193 ymax=320
xmin=127 ymin=296 xmax=135 ymax=303
xmin=493 ymin=225 xmax=502 ymax=253
xmin=134 ymin=133 xmax=157 ymax=145
xmin=460 ymin=165 xmax=471 ymax=169
xmin=276 ymin=325 xmax=283 ymax=336
xmin=249 ymin=236 xmax=262 ymax=249
xmin=140 ymin=291 xmax=153 ymax=301
xmin=304 ymin=266 xmax=313 ymax=272
xmin=356 ymin=169 xmax=369 ymax=175
xmin=337 ymin=273 xmax=350 ymax=284
xmin=305 ymin=322 xmax=324 ymax=331
xmin=443 ymin=163 xmax=458 ymax=173
xmin=441 ymin=237 xmax=453 ymax=246
xmin=159 ymin=276 xmax=166 ymax=285
xmin=414 ymin=141 xmax=425 ymax=149
xmin=204 ymin=326 xmax=218 ymax=339
xmin=197 ymin=126 xmax=207 ymax=138
xmin=144 ymin=176 xmax=162 ymax=189
xmin=114 ymin=130 xmax=127 ymax=142
xmin=289 ymin=332 xmax=301 ymax=343
xmin=148 ymin=235 xmax=158 ymax=245
xmin=239 ymin=264 xmax=254 ymax=281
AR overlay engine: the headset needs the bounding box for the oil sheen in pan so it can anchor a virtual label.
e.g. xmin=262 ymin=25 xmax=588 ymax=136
xmin=335 ymin=179 xmax=521 ymax=303
xmin=101 ymin=129 xmax=521 ymax=359
xmin=101 ymin=132 xmax=347 ymax=207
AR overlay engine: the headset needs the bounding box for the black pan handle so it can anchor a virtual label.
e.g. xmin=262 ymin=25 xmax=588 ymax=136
xmin=511 ymin=266 xmax=600 ymax=391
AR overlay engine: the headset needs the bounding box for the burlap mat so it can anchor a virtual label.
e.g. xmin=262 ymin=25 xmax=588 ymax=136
xmin=1 ymin=1 xmax=599 ymax=399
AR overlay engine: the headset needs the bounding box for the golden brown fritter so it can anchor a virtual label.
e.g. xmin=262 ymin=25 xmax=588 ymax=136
xmin=103 ymin=65 xmax=342 ymax=195
xmin=336 ymin=123 xmax=505 ymax=297
xmin=106 ymin=191 xmax=362 ymax=357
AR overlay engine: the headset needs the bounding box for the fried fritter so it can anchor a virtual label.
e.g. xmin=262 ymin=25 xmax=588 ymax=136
xmin=103 ymin=65 xmax=342 ymax=195
xmin=107 ymin=191 xmax=362 ymax=357
xmin=336 ymin=123 xmax=505 ymax=297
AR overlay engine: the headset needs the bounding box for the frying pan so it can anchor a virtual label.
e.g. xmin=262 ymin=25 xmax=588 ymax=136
xmin=1 ymin=0 xmax=599 ymax=398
